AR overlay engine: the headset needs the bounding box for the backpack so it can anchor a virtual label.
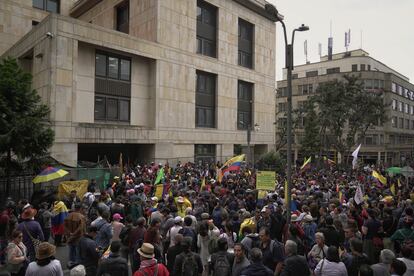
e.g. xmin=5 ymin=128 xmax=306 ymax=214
xmin=208 ymin=236 xmax=218 ymax=254
xmin=181 ymin=252 xmax=198 ymax=276
xmin=213 ymin=253 xmax=231 ymax=276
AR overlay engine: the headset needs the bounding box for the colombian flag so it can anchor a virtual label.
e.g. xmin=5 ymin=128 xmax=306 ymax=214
xmin=372 ymin=170 xmax=387 ymax=185
xmin=51 ymin=201 xmax=68 ymax=235
xmin=218 ymin=154 xmax=245 ymax=181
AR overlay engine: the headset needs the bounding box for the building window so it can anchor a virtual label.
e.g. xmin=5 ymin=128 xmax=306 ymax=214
xmin=392 ymin=99 xmax=397 ymax=110
xmin=410 ymin=105 xmax=414 ymax=115
xmin=405 ymin=88 xmax=409 ymax=98
xmin=194 ymin=144 xmax=216 ymax=163
xmin=367 ymin=65 xmax=371 ymax=71
xmin=364 ymin=79 xmax=373 ymax=89
xmin=351 ymin=64 xmax=358 ymax=72
xmin=32 ymin=20 xmax=39 ymax=26
xmin=399 ymin=118 xmax=404 ymax=128
xmin=299 ymin=84 xmax=313 ymax=95
xmin=306 ymin=71 xmax=318 ymax=77
xmin=95 ymin=51 xmax=131 ymax=122
xmin=406 ymin=119 xmax=410 ymax=129
xmin=238 ymin=18 xmax=254 ymax=69
xmin=196 ymin=70 xmax=216 ymax=128
xmin=237 ymin=80 xmax=253 ymax=130
xmin=392 ymin=82 xmax=397 ymax=93
xmin=391 ymin=117 xmax=397 ymax=128
xmin=398 ymin=101 xmax=403 ymax=112
xmin=326 ymin=67 xmax=340 ymax=74
xmin=411 ymin=120 xmax=414 ymax=130
xmin=33 ymin=0 xmax=59 ymax=13
xmin=278 ymin=87 xmax=287 ymax=97
xmin=278 ymin=117 xmax=287 ymax=128
xmin=197 ymin=0 xmax=217 ymax=58
xmin=405 ymin=103 xmax=409 ymax=114
xmin=360 ymin=64 xmax=366 ymax=71
xmin=398 ymin=85 xmax=403 ymax=96
xmin=292 ymin=74 xmax=298 ymax=79
xmin=278 ymin=102 xmax=287 ymax=113
xmin=116 ymin=1 xmax=129 ymax=34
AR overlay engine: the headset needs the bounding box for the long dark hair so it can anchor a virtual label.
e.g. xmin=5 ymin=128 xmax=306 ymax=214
xmin=326 ymin=246 xmax=340 ymax=263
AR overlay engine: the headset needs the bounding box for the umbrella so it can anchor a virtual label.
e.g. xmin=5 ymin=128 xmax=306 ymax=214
xmin=33 ymin=166 xmax=69 ymax=184
xmin=385 ymin=167 xmax=401 ymax=175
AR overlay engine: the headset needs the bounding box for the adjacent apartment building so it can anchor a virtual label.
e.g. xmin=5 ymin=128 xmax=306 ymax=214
xmin=0 ymin=0 xmax=277 ymax=166
xmin=276 ymin=49 xmax=414 ymax=165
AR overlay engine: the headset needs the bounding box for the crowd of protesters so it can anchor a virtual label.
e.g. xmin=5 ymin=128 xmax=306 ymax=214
xmin=0 ymin=159 xmax=414 ymax=276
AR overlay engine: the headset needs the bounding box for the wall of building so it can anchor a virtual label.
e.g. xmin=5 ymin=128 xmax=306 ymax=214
xmin=0 ymin=0 xmax=77 ymax=55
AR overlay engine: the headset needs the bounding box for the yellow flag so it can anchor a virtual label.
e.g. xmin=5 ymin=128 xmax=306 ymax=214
xmin=300 ymin=157 xmax=311 ymax=170
xmin=372 ymin=170 xmax=387 ymax=185
xmin=284 ymin=180 xmax=288 ymax=206
xmin=155 ymin=184 xmax=163 ymax=199
xmin=390 ymin=184 xmax=396 ymax=195
xmin=397 ymin=178 xmax=402 ymax=188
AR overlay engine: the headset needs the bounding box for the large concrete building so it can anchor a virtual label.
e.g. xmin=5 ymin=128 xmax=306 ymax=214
xmin=276 ymin=49 xmax=414 ymax=165
xmin=1 ymin=0 xmax=277 ymax=166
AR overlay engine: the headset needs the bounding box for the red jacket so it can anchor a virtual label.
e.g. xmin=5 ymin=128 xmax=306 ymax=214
xmin=134 ymin=263 xmax=169 ymax=276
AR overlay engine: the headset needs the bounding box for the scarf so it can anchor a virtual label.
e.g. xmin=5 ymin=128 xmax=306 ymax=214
xmin=140 ymin=258 xmax=157 ymax=269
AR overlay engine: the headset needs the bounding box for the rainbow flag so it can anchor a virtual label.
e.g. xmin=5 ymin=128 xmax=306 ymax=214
xmin=51 ymin=201 xmax=68 ymax=235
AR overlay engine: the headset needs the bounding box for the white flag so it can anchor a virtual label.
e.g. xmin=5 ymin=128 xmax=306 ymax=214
xmin=352 ymin=144 xmax=362 ymax=169
xmin=354 ymin=185 xmax=364 ymax=205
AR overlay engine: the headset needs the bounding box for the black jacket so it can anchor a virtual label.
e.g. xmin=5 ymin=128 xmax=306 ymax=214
xmin=280 ymin=255 xmax=310 ymax=276
xmin=240 ymin=262 xmax=273 ymax=276
xmin=78 ymin=235 xmax=100 ymax=268
xmin=96 ymin=253 xmax=128 ymax=276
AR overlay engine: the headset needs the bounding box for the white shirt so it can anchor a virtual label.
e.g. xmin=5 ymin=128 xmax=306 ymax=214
xmin=314 ymin=259 xmax=347 ymax=276
xmin=26 ymin=259 xmax=63 ymax=276
xmin=398 ymin=257 xmax=414 ymax=276
xmin=167 ymin=225 xmax=182 ymax=247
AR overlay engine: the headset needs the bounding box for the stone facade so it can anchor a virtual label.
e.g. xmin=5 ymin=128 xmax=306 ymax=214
xmin=1 ymin=0 xmax=277 ymax=166
xmin=276 ymin=50 xmax=414 ymax=165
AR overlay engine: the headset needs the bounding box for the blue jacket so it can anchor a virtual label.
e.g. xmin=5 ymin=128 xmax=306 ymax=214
xmin=94 ymin=219 xmax=113 ymax=249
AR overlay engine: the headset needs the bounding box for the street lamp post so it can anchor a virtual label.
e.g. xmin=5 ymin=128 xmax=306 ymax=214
xmin=240 ymin=121 xmax=259 ymax=163
xmin=265 ymin=4 xmax=309 ymax=225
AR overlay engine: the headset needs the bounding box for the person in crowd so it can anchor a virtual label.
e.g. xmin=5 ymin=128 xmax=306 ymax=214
xmin=78 ymin=226 xmax=100 ymax=276
xmin=111 ymin=213 xmax=124 ymax=242
xmin=390 ymin=259 xmax=407 ymax=276
xmin=362 ymin=209 xmax=382 ymax=264
xmin=94 ymin=211 xmax=113 ymax=251
xmin=64 ymin=190 xmax=81 ymax=211
xmin=240 ymin=248 xmax=273 ymax=276
xmin=6 ymin=230 xmax=27 ymax=276
xmin=167 ymin=217 xmax=183 ymax=248
xmin=308 ymin=232 xmax=328 ymax=269
xmin=258 ymin=227 xmax=285 ymax=274
xmin=134 ymin=243 xmax=169 ymax=276
xmin=17 ymin=206 xmax=44 ymax=262
xmin=167 ymin=234 xmax=184 ymax=273
xmin=209 ymin=238 xmax=234 ymax=276
xmin=280 ymin=240 xmax=310 ymax=276
xmin=370 ymin=249 xmax=395 ymax=276
xmin=51 ymin=199 xmax=68 ymax=247
xmin=36 ymin=202 xmax=53 ymax=242
xmin=173 ymin=237 xmax=203 ymax=276
xmin=64 ymin=202 xmax=86 ymax=266
xmin=314 ymin=246 xmax=347 ymax=276
xmin=129 ymin=217 xmax=147 ymax=272
xmin=96 ymin=241 xmax=128 ymax=276
xmin=343 ymin=238 xmax=371 ymax=276
xmin=70 ymin=264 xmax=86 ymax=276
xmin=25 ymin=242 xmax=63 ymax=276
xmin=232 ymin=243 xmax=250 ymax=276
xmin=178 ymin=216 xmax=197 ymax=251
xmin=397 ymin=246 xmax=414 ymax=276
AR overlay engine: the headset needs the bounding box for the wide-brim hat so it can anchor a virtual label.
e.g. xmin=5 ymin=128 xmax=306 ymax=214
xmin=137 ymin=243 xmax=155 ymax=259
xmin=21 ymin=207 xmax=37 ymax=220
xmin=36 ymin=242 xmax=56 ymax=260
xmin=303 ymin=214 xmax=314 ymax=223
xmin=291 ymin=214 xmax=300 ymax=222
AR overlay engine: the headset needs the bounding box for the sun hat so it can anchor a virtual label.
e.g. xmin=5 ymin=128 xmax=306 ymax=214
xmin=36 ymin=242 xmax=56 ymax=260
xmin=303 ymin=214 xmax=314 ymax=223
xmin=113 ymin=213 xmax=123 ymax=221
xmin=291 ymin=214 xmax=301 ymax=222
xmin=137 ymin=243 xmax=155 ymax=259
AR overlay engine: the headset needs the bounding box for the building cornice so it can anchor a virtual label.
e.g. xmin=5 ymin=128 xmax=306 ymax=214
xmin=70 ymin=0 xmax=103 ymax=18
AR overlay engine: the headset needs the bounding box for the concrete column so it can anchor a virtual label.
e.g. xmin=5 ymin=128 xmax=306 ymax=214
xmin=377 ymin=151 xmax=381 ymax=165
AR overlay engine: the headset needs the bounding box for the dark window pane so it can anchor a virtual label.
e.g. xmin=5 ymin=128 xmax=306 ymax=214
xmin=46 ymin=0 xmax=59 ymax=13
xmin=107 ymin=98 xmax=118 ymax=120
xmin=119 ymin=99 xmax=129 ymax=121
xmin=108 ymin=57 xmax=119 ymax=79
xmin=196 ymin=38 xmax=202 ymax=53
xmin=120 ymin=59 xmax=130 ymax=80
xmin=116 ymin=2 xmax=129 ymax=34
xmin=94 ymin=96 xmax=105 ymax=120
xmin=33 ymin=0 xmax=44 ymax=9
xmin=360 ymin=64 xmax=365 ymax=71
xmin=352 ymin=64 xmax=357 ymax=72
xmin=95 ymin=54 xmax=107 ymax=77
xmin=197 ymin=6 xmax=202 ymax=21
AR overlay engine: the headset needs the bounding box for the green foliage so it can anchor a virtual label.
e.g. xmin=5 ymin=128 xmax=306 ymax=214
xmin=299 ymin=75 xmax=387 ymax=164
xmin=257 ymin=150 xmax=285 ymax=172
xmin=0 ymin=57 xmax=54 ymax=173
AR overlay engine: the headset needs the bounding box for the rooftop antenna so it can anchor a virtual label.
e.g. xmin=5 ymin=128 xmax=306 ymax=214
xmin=318 ymin=43 xmax=322 ymax=59
xmin=345 ymin=28 xmax=351 ymax=52
xmin=304 ymin=40 xmax=308 ymax=63
xmin=328 ymin=20 xmax=333 ymax=60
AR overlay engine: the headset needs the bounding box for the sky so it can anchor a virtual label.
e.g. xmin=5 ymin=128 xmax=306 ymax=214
xmin=268 ymin=0 xmax=414 ymax=82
